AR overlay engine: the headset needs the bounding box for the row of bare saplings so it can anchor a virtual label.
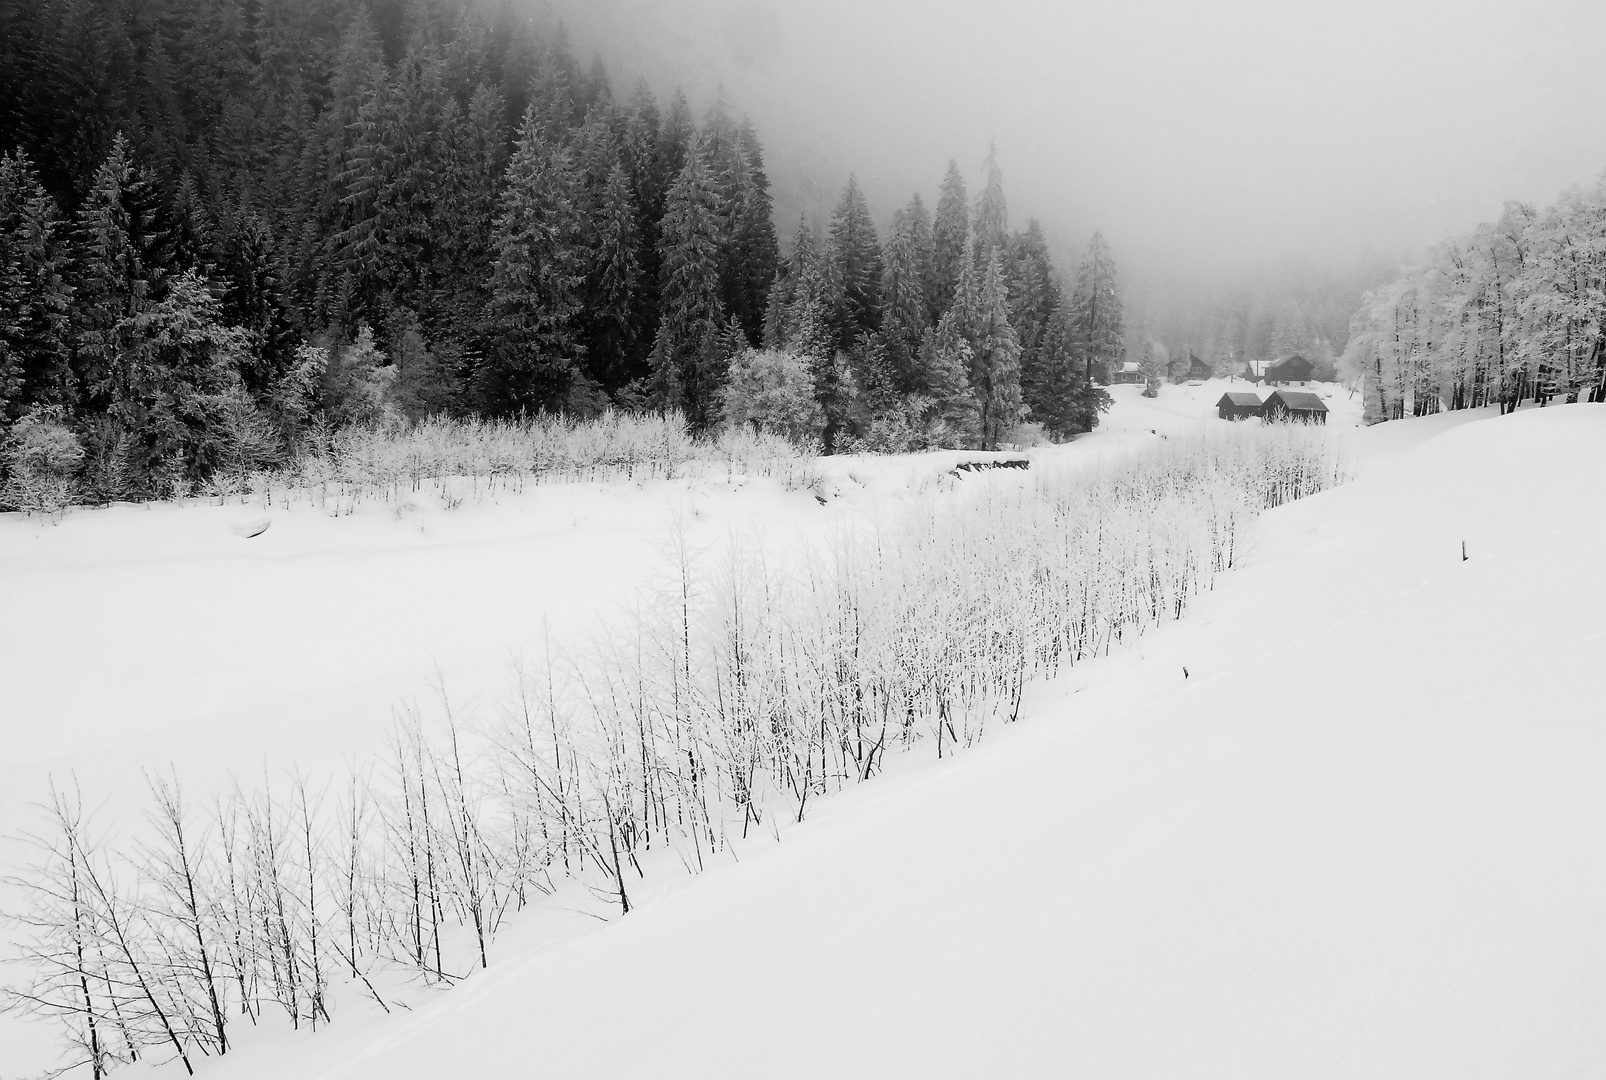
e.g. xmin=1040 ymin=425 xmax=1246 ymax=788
xmin=4 ymin=426 xmax=1345 ymax=1078
xmin=216 ymin=411 xmax=812 ymax=513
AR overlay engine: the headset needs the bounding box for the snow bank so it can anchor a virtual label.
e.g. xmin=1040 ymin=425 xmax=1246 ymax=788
xmin=118 ymin=404 xmax=1606 ymax=1079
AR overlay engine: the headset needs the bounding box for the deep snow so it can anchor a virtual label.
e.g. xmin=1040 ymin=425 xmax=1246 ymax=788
xmin=11 ymin=385 xmax=1604 ymax=1079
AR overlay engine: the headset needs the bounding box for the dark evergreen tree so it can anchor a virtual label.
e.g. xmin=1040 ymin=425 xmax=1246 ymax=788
xmin=478 ymin=110 xmax=587 ymax=414
xmin=1025 ymin=295 xmax=1109 ymax=440
xmin=104 ymin=270 xmax=250 ymax=487
xmin=723 ymin=118 xmax=779 ymax=346
xmin=583 ymin=164 xmax=643 ymax=389
xmin=651 ymin=141 xmax=727 ymax=429
xmin=0 ymin=152 xmax=75 ymax=420
xmin=71 ymin=134 xmax=172 ymax=410
xmin=827 ymin=176 xmax=882 ymax=352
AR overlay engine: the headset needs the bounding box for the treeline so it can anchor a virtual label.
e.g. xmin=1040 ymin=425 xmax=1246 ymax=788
xmin=5 ymin=427 xmax=1343 ymax=1077
xmin=0 ymin=0 xmax=1125 ymax=509
xmin=1341 ymin=178 xmax=1606 ymax=421
xmin=752 ymin=154 xmax=1119 ymax=451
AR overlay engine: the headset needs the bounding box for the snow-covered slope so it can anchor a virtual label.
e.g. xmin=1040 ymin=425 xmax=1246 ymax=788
xmin=12 ymin=391 xmax=1603 ymax=1080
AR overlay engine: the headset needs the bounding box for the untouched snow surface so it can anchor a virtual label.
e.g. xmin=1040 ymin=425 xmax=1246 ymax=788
xmin=7 ymin=388 xmax=1605 ymax=1078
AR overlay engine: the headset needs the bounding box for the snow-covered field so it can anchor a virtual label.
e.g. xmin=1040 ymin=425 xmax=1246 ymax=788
xmin=7 ymin=383 xmax=1604 ymax=1079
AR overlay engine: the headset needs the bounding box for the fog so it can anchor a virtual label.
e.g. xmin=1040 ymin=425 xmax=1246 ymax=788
xmin=544 ymin=0 xmax=1606 ymax=280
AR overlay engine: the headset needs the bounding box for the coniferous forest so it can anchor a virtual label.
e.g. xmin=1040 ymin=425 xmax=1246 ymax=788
xmin=0 ymin=0 xmax=1120 ymax=509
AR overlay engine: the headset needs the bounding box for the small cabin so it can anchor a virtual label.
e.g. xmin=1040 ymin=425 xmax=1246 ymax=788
xmin=1216 ymin=392 xmax=1263 ymax=420
xmin=1264 ymin=354 xmax=1316 ymax=387
xmin=1186 ymin=353 xmax=1212 ymax=381
xmin=1111 ymin=361 xmax=1144 ymax=384
xmin=1262 ymin=389 xmax=1328 ymax=424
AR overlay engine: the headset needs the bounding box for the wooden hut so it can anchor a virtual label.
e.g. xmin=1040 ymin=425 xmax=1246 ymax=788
xmin=1216 ymin=392 xmax=1263 ymax=420
xmin=1264 ymin=355 xmax=1316 ymax=387
xmin=1111 ymin=361 xmax=1143 ymax=384
xmin=1262 ymin=389 xmax=1328 ymax=423
xmin=1186 ymin=353 xmax=1212 ymax=381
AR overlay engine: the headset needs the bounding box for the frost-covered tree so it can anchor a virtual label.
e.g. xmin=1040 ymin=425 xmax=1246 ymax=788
xmin=0 ymin=152 xmax=74 ymax=421
xmin=928 ymin=160 xmax=969 ymax=323
xmin=721 ymin=347 xmax=823 ymax=444
xmin=973 ymin=250 xmax=1024 ymax=449
xmin=972 ymin=143 xmax=1008 ymax=266
xmin=1068 ymin=231 xmax=1124 ymax=385
xmin=826 ymin=176 xmax=883 ymax=352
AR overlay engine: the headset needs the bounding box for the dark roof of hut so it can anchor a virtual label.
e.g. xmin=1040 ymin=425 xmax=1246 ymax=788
xmin=1265 ymin=390 xmax=1328 ymax=412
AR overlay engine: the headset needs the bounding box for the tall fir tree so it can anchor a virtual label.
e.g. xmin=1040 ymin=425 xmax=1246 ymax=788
xmin=583 ymin=163 xmax=643 ymax=389
xmin=973 ymin=143 xmax=1008 ymax=266
xmin=650 ymin=140 xmax=728 ymax=429
xmin=1068 ymin=230 xmax=1124 ymax=385
xmin=972 ymin=249 xmax=1023 ymax=450
xmin=1026 ymin=296 xmax=1109 ymax=440
xmin=71 ymin=134 xmax=173 ymax=410
xmin=929 ymin=159 xmax=969 ymax=323
xmin=880 ymin=198 xmax=933 ymax=393
xmin=0 ymin=152 xmax=75 ymax=420
xmin=478 ymin=109 xmax=588 ymax=414
xmin=826 ymin=176 xmax=883 ymax=352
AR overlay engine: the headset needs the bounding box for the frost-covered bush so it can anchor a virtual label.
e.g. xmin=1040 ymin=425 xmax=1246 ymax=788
xmin=0 ymin=407 xmax=82 ymax=515
xmin=720 ymin=347 xmax=824 ymax=444
xmin=318 ymin=326 xmax=400 ymax=428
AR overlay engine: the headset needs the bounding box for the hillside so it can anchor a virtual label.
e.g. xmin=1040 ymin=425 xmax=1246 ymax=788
xmin=7 ymin=392 xmax=1604 ymax=1078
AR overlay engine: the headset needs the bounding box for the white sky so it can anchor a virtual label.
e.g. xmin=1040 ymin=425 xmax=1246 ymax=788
xmin=544 ymin=0 xmax=1606 ymax=277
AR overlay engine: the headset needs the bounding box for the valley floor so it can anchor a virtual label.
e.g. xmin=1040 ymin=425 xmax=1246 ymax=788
xmin=7 ymin=385 xmax=1603 ymax=1079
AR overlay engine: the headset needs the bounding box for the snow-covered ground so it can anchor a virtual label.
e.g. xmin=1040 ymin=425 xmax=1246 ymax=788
xmin=10 ymin=386 xmax=1605 ymax=1078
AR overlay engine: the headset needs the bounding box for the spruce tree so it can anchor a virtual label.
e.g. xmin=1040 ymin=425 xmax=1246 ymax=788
xmin=0 ymin=152 xmax=74 ymax=420
xmin=657 ymin=90 xmax=695 ymax=197
xmin=1068 ymin=230 xmax=1124 ymax=385
xmin=929 ymin=159 xmax=969 ymax=322
xmin=106 ymin=270 xmax=251 ymax=487
xmin=71 ymin=134 xmax=167 ymax=410
xmin=218 ymin=206 xmax=299 ymax=397
xmin=479 ymin=109 xmax=587 ymax=414
xmin=917 ymin=317 xmax=979 ymax=445
xmin=584 ymin=164 xmax=643 ymax=389
xmin=827 ymin=176 xmax=883 ymax=351
xmin=880 ymin=199 xmax=933 ymax=393
xmin=1027 ymin=296 xmax=1109 ymax=440
xmin=973 ymin=143 xmax=1008 ymax=265
xmin=972 ymin=250 xmax=1024 ymax=450
xmin=770 ymin=214 xmax=817 ymax=347
xmin=726 ymin=119 xmax=779 ymax=345
xmin=651 ymin=140 xmax=728 ymax=429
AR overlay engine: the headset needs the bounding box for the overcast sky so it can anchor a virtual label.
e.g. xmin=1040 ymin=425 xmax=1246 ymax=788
xmin=542 ymin=0 xmax=1606 ymax=279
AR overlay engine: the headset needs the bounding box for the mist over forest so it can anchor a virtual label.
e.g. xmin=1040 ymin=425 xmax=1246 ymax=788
xmin=543 ymin=0 xmax=1606 ymax=377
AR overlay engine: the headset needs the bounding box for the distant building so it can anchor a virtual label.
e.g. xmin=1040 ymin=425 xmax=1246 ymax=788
xmin=1186 ymin=353 xmax=1212 ymax=380
xmin=1262 ymin=389 xmax=1329 ymax=423
xmin=1112 ymin=361 xmax=1144 ymax=384
xmin=1263 ymin=355 xmax=1316 ymax=387
xmin=1216 ymin=392 xmax=1263 ymax=420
